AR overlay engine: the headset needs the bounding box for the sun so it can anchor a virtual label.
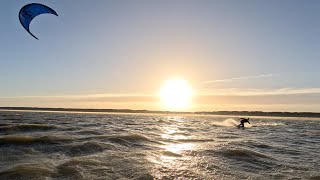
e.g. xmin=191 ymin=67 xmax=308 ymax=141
xmin=160 ymin=79 xmax=193 ymax=110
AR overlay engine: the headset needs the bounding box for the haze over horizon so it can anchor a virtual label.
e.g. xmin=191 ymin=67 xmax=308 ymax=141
xmin=1 ymin=1 xmax=320 ymax=112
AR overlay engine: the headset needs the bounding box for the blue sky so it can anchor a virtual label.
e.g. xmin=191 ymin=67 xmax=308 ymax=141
xmin=0 ymin=0 xmax=320 ymax=111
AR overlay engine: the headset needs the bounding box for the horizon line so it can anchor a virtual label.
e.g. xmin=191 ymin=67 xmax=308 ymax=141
xmin=1 ymin=106 xmax=320 ymax=116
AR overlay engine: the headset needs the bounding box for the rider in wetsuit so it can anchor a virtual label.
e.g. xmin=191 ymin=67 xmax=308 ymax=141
xmin=238 ymin=118 xmax=250 ymax=127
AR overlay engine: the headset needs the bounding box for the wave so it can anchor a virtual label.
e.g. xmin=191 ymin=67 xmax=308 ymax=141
xmin=107 ymin=134 xmax=151 ymax=144
xmin=81 ymin=134 xmax=153 ymax=147
xmin=162 ymin=151 xmax=182 ymax=157
xmin=171 ymin=132 xmax=190 ymax=136
xmin=310 ymin=175 xmax=320 ymax=180
xmin=177 ymin=138 xmax=215 ymax=143
xmin=217 ymin=148 xmax=271 ymax=159
xmin=0 ymin=163 xmax=55 ymax=179
xmin=244 ymin=140 xmax=273 ymax=149
xmin=54 ymin=160 xmax=86 ymax=179
xmin=75 ymin=130 xmax=104 ymax=135
xmin=66 ymin=142 xmax=110 ymax=157
xmin=211 ymin=118 xmax=286 ymax=128
xmin=254 ymin=122 xmax=285 ymax=127
xmin=211 ymin=118 xmax=242 ymax=127
xmin=54 ymin=156 xmax=154 ymax=180
xmin=202 ymin=147 xmax=272 ymax=160
xmin=201 ymin=147 xmax=276 ymax=172
xmin=0 ymin=135 xmax=73 ymax=145
xmin=0 ymin=124 xmax=58 ymax=133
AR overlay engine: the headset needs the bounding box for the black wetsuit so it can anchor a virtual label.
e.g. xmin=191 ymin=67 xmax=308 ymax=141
xmin=239 ymin=118 xmax=250 ymax=127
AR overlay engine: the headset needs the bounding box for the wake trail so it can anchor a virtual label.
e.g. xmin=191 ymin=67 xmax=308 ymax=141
xmin=211 ymin=118 xmax=253 ymax=128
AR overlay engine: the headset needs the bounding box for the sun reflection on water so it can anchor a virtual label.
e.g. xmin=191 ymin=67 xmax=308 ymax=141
xmin=156 ymin=116 xmax=197 ymax=164
xmin=147 ymin=116 xmax=204 ymax=179
xmin=162 ymin=143 xmax=196 ymax=154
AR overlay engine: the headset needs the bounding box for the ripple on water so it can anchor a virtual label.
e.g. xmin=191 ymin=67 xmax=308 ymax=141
xmin=0 ymin=112 xmax=319 ymax=179
xmin=216 ymin=148 xmax=272 ymax=159
xmin=200 ymin=146 xmax=278 ymax=174
xmin=54 ymin=153 xmax=154 ymax=180
xmin=0 ymin=135 xmax=73 ymax=146
xmin=66 ymin=142 xmax=114 ymax=157
xmin=161 ymin=151 xmax=183 ymax=157
xmin=0 ymin=124 xmax=58 ymax=134
xmin=95 ymin=134 xmax=150 ymax=144
xmin=0 ymin=163 xmax=55 ymax=179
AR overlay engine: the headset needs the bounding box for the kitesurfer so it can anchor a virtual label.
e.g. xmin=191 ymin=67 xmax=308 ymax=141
xmin=238 ymin=118 xmax=250 ymax=127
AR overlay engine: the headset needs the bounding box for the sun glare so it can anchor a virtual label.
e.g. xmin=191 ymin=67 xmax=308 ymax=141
xmin=160 ymin=79 xmax=193 ymax=110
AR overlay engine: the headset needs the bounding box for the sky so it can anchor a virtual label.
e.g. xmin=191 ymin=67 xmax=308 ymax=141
xmin=1 ymin=0 xmax=320 ymax=112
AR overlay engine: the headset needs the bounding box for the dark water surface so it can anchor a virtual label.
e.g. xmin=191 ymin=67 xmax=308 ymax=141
xmin=0 ymin=111 xmax=319 ymax=179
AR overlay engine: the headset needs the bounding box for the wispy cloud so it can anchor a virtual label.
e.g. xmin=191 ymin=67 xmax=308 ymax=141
xmin=3 ymin=87 xmax=320 ymax=100
xmin=1 ymin=88 xmax=320 ymax=112
xmin=199 ymin=88 xmax=320 ymax=96
xmin=0 ymin=93 xmax=158 ymax=109
xmin=0 ymin=93 xmax=154 ymax=99
xmin=201 ymin=73 xmax=276 ymax=85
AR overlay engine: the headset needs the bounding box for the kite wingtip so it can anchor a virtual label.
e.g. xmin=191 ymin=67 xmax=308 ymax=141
xmin=30 ymin=33 xmax=39 ymax=40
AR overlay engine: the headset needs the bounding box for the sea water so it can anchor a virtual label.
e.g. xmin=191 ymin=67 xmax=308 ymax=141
xmin=0 ymin=111 xmax=319 ymax=179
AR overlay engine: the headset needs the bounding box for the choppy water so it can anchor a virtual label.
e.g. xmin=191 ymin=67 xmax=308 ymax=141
xmin=0 ymin=111 xmax=319 ymax=180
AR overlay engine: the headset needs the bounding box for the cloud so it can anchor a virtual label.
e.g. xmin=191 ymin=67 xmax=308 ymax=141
xmin=1 ymin=89 xmax=320 ymax=112
xmin=199 ymin=88 xmax=320 ymax=96
xmin=0 ymin=93 xmax=159 ymax=110
xmin=201 ymin=73 xmax=275 ymax=85
xmin=0 ymin=93 xmax=157 ymax=104
xmin=0 ymin=93 xmax=153 ymax=99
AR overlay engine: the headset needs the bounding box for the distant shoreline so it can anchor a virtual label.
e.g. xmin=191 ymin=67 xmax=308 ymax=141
xmin=1 ymin=107 xmax=320 ymax=118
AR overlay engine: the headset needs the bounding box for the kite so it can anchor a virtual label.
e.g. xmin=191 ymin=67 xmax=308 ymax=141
xmin=19 ymin=3 xmax=58 ymax=40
